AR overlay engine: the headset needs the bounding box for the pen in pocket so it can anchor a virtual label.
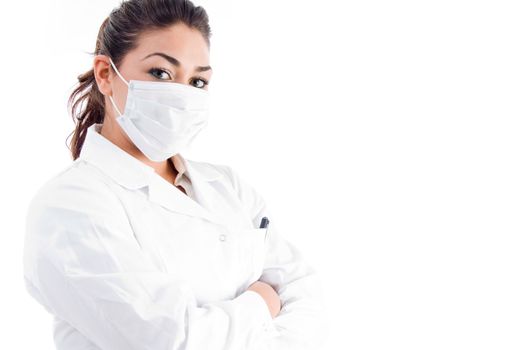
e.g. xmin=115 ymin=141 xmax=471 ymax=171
xmin=259 ymin=216 xmax=269 ymax=241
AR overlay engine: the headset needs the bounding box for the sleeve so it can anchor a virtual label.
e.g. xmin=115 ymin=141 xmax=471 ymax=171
xmin=221 ymin=165 xmax=331 ymax=350
xmin=22 ymin=181 xmax=276 ymax=350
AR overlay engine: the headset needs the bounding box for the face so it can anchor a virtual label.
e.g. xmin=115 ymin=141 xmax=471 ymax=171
xmin=93 ymin=22 xmax=211 ymax=146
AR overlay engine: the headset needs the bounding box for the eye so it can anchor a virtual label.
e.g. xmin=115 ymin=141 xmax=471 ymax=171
xmin=149 ymin=67 xmax=172 ymax=80
xmin=190 ymin=77 xmax=209 ymax=89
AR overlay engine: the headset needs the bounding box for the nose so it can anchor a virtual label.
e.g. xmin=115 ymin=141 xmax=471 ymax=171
xmin=173 ymin=69 xmax=192 ymax=86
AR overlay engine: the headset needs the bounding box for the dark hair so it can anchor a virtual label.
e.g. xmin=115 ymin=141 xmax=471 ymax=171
xmin=67 ymin=0 xmax=211 ymax=160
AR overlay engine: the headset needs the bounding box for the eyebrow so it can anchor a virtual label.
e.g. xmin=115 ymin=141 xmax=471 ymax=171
xmin=141 ymin=52 xmax=212 ymax=72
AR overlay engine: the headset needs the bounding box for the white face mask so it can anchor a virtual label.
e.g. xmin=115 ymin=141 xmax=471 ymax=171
xmin=108 ymin=57 xmax=210 ymax=161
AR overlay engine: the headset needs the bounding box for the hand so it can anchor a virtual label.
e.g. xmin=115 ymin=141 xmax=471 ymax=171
xmin=247 ymin=280 xmax=282 ymax=318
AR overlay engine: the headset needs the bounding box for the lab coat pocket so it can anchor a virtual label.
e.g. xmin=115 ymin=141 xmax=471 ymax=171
xmin=239 ymin=228 xmax=268 ymax=282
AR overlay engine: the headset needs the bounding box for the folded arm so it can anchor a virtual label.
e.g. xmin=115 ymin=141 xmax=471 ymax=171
xmin=221 ymin=165 xmax=330 ymax=350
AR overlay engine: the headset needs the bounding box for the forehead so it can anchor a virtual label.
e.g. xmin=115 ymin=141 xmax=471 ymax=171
xmin=130 ymin=23 xmax=209 ymax=65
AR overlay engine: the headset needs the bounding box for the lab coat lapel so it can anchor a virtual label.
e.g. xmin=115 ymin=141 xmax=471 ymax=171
xmin=184 ymin=159 xmax=236 ymax=229
xmin=146 ymin=157 xmax=231 ymax=229
xmin=146 ymin=176 xmax=213 ymax=222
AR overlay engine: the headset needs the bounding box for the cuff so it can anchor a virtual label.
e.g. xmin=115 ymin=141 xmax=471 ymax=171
xmin=235 ymin=290 xmax=281 ymax=339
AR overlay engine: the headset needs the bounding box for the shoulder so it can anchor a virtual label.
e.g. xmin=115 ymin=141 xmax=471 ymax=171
xmin=26 ymin=160 xmax=126 ymax=227
xmin=24 ymin=160 xmax=133 ymax=275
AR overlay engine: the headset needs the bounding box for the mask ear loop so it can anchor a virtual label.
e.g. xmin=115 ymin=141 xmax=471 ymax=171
xmin=108 ymin=57 xmax=130 ymax=117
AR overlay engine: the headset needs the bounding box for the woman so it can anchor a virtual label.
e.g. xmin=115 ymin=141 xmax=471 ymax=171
xmin=23 ymin=0 xmax=328 ymax=349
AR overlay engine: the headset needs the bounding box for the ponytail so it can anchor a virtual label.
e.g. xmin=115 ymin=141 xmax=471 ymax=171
xmin=67 ymin=17 xmax=110 ymax=160
xmin=67 ymin=68 xmax=105 ymax=160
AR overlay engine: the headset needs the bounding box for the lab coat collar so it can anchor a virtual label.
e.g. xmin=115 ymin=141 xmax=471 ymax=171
xmin=79 ymin=123 xmax=222 ymax=189
xmin=78 ymin=123 xmax=230 ymax=228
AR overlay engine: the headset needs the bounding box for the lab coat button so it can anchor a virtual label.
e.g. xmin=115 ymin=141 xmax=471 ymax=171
xmin=219 ymin=233 xmax=227 ymax=242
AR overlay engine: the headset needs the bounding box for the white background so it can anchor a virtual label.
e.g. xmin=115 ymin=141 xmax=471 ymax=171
xmin=1 ymin=0 xmax=525 ymax=349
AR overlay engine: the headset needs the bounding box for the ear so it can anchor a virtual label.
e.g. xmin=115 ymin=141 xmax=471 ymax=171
xmin=93 ymin=55 xmax=113 ymax=96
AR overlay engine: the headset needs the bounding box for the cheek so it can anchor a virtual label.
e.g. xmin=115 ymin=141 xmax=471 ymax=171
xmin=115 ymin=87 xmax=127 ymax=109
xmin=108 ymin=82 xmax=129 ymax=116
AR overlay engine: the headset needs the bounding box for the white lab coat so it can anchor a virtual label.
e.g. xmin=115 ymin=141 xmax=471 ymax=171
xmin=23 ymin=123 xmax=329 ymax=350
